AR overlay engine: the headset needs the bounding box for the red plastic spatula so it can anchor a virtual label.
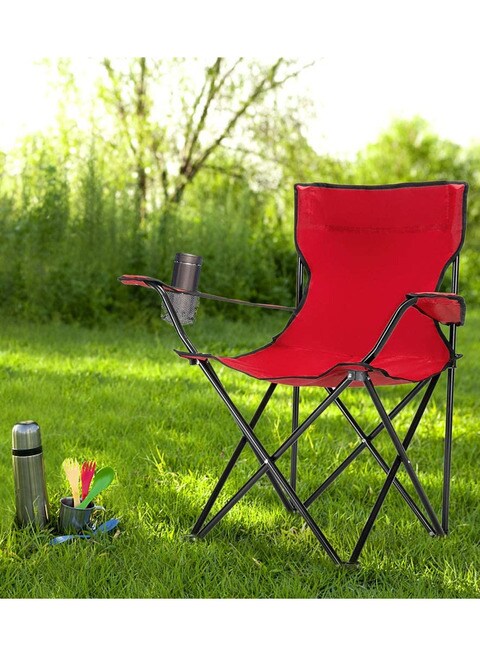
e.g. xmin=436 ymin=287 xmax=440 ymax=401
xmin=81 ymin=461 xmax=97 ymax=502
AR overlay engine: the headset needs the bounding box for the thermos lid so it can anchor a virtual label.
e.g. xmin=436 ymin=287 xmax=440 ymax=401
xmin=12 ymin=421 xmax=42 ymax=451
xmin=174 ymin=253 xmax=203 ymax=266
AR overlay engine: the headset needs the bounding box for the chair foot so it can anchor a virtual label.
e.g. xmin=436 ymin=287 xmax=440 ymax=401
xmin=342 ymin=560 xmax=361 ymax=569
xmin=431 ymin=529 xmax=448 ymax=538
xmin=185 ymin=533 xmax=201 ymax=542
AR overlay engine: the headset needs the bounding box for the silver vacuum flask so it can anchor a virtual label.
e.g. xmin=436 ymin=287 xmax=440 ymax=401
xmin=162 ymin=252 xmax=203 ymax=325
xmin=12 ymin=421 xmax=49 ymax=528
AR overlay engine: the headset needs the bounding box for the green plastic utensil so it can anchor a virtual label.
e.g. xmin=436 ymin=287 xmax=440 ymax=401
xmin=77 ymin=467 xmax=115 ymax=509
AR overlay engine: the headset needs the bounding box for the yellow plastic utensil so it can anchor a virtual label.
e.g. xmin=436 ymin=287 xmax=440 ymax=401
xmin=62 ymin=458 xmax=81 ymax=507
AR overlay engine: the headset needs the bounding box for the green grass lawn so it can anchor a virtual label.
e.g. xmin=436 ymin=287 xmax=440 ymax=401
xmin=0 ymin=307 xmax=479 ymax=598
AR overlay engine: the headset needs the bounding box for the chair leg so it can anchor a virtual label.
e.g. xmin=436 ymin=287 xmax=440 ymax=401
xmin=442 ymin=366 xmax=456 ymax=534
xmin=304 ymin=379 xmax=429 ymax=508
xmin=188 ymin=360 xmax=445 ymax=564
xmin=364 ymin=376 xmax=445 ymax=537
xmin=349 ymin=375 xmax=440 ymax=563
xmin=290 ymin=387 xmax=300 ymax=492
xmin=191 ymin=383 xmax=294 ymax=536
xmin=328 ymin=390 xmax=436 ymax=534
xmin=190 ymin=435 xmax=248 ymax=536
xmin=194 ymin=362 xmax=352 ymax=564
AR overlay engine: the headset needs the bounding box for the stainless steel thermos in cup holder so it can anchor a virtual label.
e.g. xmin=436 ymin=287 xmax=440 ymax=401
xmin=162 ymin=252 xmax=203 ymax=325
xmin=12 ymin=421 xmax=49 ymax=528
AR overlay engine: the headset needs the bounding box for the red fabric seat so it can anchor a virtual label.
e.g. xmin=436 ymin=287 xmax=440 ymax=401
xmin=178 ymin=182 xmax=467 ymax=387
xmin=188 ymin=338 xmax=450 ymax=388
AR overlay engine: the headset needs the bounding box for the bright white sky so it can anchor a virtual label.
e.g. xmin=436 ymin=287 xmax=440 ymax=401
xmin=1 ymin=1 xmax=479 ymax=160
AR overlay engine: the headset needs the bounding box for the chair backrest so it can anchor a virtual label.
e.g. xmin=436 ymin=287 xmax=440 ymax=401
xmin=277 ymin=182 xmax=467 ymax=364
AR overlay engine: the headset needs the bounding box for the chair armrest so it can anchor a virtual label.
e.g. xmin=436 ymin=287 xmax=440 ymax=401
xmin=118 ymin=274 xmax=177 ymax=290
xmin=118 ymin=274 xmax=294 ymax=312
xmin=407 ymin=292 xmax=466 ymax=326
xmin=362 ymin=291 xmax=465 ymax=365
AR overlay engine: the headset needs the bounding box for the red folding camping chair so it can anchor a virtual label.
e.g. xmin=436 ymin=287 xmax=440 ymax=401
xmin=119 ymin=181 xmax=467 ymax=566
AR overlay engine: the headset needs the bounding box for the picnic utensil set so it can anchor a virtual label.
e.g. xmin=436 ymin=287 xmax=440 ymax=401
xmin=62 ymin=458 xmax=113 ymax=509
xmin=11 ymin=421 xmax=117 ymax=542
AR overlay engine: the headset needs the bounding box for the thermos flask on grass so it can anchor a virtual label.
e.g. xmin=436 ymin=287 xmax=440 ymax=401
xmin=162 ymin=252 xmax=203 ymax=325
xmin=12 ymin=421 xmax=49 ymax=528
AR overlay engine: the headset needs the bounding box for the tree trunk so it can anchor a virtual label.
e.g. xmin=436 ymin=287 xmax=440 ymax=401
xmin=135 ymin=57 xmax=148 ymax=225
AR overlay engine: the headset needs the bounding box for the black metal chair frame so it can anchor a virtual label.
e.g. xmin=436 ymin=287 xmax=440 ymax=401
xmin=144 ymin=251 xmax=461 ymax=566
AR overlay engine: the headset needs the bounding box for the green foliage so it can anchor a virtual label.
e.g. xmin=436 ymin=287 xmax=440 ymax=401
xmin=0 ymin=136 xmax=138 ymax=324
xmin=0 ymin=99 xmax=479 ymax=324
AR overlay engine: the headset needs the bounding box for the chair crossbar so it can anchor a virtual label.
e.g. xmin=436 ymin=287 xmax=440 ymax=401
xmin=350 ymin=374 xmax=441 ymax=562
xmin=304 ymin=378 xmax=429 ymax=508
xmin=365 ymin=377 xmax=445 ymax=533
xmin=304 ymin=380 xmax=438 ymax=535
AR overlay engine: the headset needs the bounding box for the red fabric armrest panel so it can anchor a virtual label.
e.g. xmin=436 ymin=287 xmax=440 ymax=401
xmin=118 ymin=274 xmax=170 ymax=289
xmin=118 ymin=275 xmax=154 ymax=288
xmin=407 ymin=292 xmax=466 ymax=326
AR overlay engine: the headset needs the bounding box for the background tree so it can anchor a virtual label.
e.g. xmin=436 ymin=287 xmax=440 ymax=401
xmin=97 ymin=58 xmax=314 ymax=225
